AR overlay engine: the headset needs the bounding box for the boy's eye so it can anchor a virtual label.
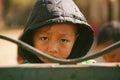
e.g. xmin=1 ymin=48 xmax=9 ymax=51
xmin=40 ymin=37 xmax=49 ymax=41
xmin=60 ymin=39 xmax=69 ymax=43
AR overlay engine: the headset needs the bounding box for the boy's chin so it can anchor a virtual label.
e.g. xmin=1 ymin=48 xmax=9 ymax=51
xmin=38 ymin=57 xmax=54 ymax=63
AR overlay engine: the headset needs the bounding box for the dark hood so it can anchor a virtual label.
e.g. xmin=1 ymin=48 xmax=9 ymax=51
xmin=19 ymin=0 xmax=94 ymax=63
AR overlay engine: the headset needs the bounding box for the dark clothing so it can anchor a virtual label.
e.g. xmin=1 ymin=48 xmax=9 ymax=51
xmin=19 ymin=0 xmax=94 ymax=63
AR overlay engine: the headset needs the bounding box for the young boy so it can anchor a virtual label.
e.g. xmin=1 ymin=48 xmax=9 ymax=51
xmin=96 ymin=21 xmax=120 ymax=62
xmin=18 ymin=0 xmax=94 ymax=63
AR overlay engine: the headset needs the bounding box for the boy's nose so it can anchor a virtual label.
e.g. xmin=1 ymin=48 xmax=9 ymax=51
xmin=47 ymin=42 xmax=58 ymax=54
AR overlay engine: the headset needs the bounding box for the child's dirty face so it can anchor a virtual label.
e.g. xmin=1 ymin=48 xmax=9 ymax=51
xmin=97 ymin=40 xmax=120 ymax=62
xmin=33 ymin=23 xmax=78 ymax=63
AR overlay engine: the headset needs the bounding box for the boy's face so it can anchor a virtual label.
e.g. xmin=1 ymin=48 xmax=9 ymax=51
xmin=97 ymin=40 xmax=120 ymax=62
xmin=33 ymin=23 xmax=78 ymax=63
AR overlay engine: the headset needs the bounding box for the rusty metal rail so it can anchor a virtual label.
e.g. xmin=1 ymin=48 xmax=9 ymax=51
xmin=0 ymin=63 xmax=120 ymax=80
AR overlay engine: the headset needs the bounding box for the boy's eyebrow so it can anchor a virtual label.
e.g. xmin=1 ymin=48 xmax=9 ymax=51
xmin=39 ymin=31 xmax=47 ymax=33
xmin=38 ymin=31 xmax=71 ymax=37
xmin=59 ymin=33 xmax=76 ymax=37
xmin=39 ymin=32 xmax=67 ymax=35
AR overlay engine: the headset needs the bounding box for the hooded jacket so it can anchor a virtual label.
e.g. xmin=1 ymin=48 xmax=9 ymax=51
xmin=19 ymin=0 xmax=94 ymax=63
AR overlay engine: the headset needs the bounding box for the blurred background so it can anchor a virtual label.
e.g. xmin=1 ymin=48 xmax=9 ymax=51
xmin=0 ymin=0 xmax=120 ymax=65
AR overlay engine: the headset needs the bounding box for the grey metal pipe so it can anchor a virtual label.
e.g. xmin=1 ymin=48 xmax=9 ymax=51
xmin=0 ymin=35 xmax=120 ymax=64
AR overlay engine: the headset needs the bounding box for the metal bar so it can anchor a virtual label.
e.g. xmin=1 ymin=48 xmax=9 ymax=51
xmin=0 ymin=35 xmax=120 ymax=64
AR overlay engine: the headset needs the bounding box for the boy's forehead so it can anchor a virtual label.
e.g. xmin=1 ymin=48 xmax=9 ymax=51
xmin=36 ymin=23 xmax=76 ymax=33
xmin=34 ymin=25 xmax=77 ymax=37
xmin=37 ymin=26 xmax=50 ymax=33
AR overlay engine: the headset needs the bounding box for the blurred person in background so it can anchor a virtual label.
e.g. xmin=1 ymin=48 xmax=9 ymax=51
xmin=96 ymin=21 xmax=120 ymax=62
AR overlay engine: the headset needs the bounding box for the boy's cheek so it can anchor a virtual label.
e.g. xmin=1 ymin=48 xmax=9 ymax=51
xmin=60 ymin=47 xmax=72 ymax=58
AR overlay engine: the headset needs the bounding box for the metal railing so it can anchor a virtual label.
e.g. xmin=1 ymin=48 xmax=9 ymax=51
xmin=0 ymin=35 xmax=120 ymax=64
